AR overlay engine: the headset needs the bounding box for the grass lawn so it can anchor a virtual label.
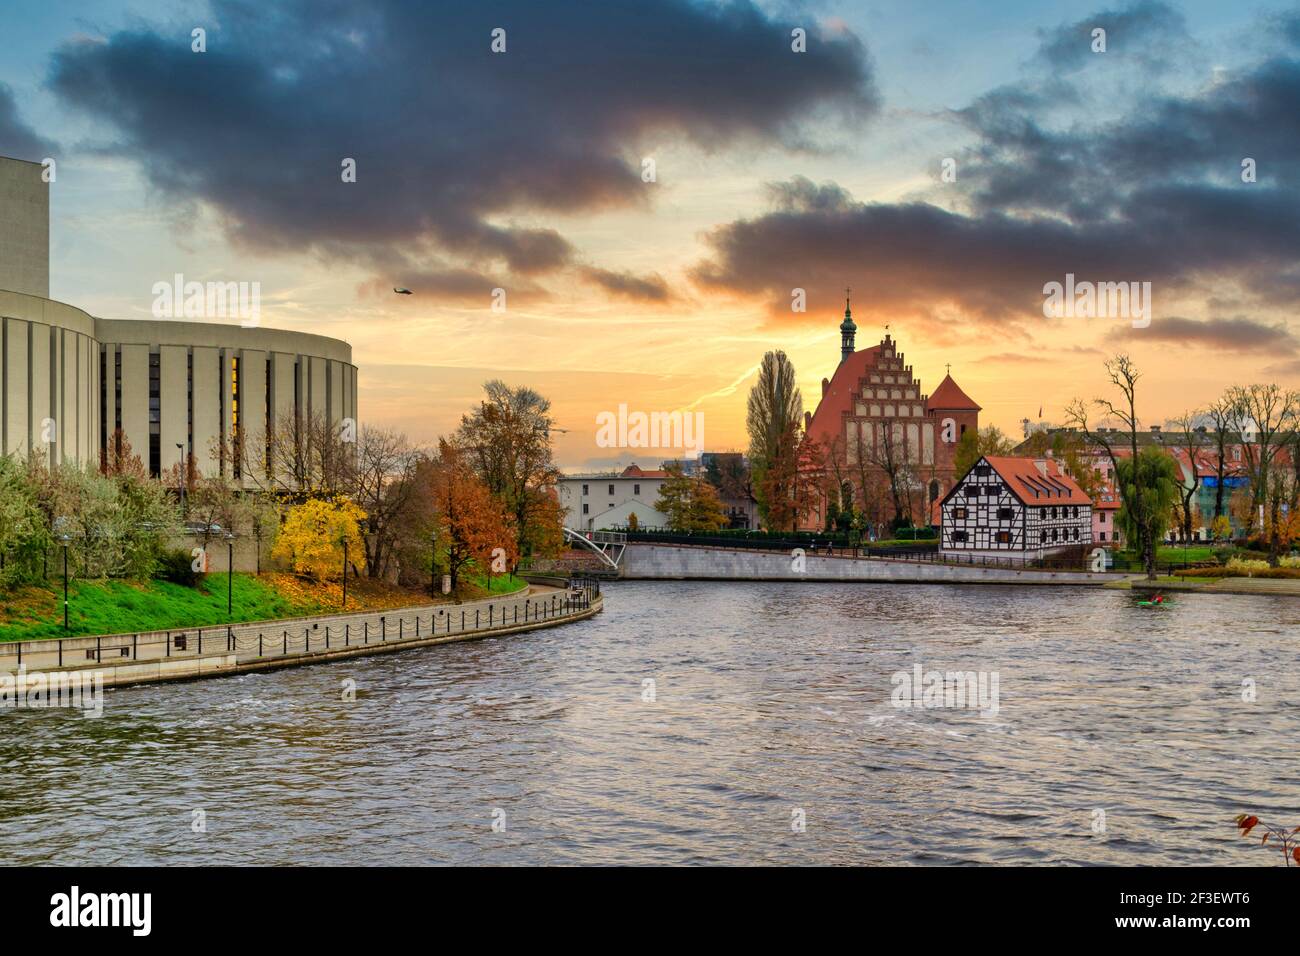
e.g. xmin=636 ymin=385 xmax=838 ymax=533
xmin=0 ymin=572 xmax=526 ymax=642
xmin=1152 ymin=545 xmax=1225 ymax=563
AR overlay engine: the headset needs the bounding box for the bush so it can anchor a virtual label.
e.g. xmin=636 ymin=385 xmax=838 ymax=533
xmin=157 ymin=548 xmax=204 ymax=587
xmin=1175 ymin=564 xmax=1300 ymax=579
xmin=1227 ymin=557 xmax=1271 ymax=573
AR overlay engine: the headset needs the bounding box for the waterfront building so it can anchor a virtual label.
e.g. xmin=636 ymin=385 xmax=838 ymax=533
xmin=939 ymin=455 xmax=1092 ymax=560
xmin=0 ymin=155 xmax=357 ymax=482
xmin=1016 ymin=425 xmax=1262 ymax=542
xmin=557 ymin=464 xmax=670 ymax=531
xmin=800 ymin=294 xmax=980 ymax=531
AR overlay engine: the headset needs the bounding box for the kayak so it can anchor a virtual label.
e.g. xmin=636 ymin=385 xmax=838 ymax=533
xmin=1136 ymin=599 xmax=1171 ymax=607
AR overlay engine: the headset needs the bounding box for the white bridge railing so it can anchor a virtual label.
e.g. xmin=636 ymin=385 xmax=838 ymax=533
xmin=563 ymin=529 xmax=626 ymax=569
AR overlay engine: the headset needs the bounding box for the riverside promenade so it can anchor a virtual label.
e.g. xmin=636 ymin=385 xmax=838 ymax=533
xmin=0 ymin=581 xmax=602 ymax=689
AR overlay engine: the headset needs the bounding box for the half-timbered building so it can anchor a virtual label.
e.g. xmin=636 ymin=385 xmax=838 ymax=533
xmin=939 ymin=456 xmax=1092 ymax=560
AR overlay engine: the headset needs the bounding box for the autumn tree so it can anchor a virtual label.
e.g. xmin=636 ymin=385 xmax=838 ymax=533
xmin=456 ymin=381 xmax=563 ymax=561
xmin=655 ymin=464 xmax=728 ymax=532
xmin=954 ymin=425 xmax=1015 ymax=477
xmin=420 ymin=439 xmax=518 ymax=592
xmin=272 ymin=497 xmax=367 ymax=581
xmin=746 ymin=351 xmax=803 ymax=529
xmin=102 ymin=429 xmax=147 ymax=480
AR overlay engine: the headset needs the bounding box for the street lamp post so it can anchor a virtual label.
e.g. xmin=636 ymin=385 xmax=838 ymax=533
xmin=430 ymin=531 xmax=437 ymax=596
xmin=341 ymin=537 xmax=349 ymax=610
xmin=61 ymin=536 xmax=70 ymax=630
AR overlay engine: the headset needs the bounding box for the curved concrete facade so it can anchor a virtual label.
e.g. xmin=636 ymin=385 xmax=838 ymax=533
xmin=0 ymin=288 xmax=357 ymax=480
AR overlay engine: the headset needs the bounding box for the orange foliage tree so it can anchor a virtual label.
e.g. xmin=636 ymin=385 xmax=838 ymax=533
xmin=421 ymin=440 xmax=518 ymax=591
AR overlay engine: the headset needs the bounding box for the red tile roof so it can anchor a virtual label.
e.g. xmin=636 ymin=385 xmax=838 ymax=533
xmin=622 ymin=464 xmax=669 ymax=478
xmin=1092 ymin=483 xmax=1121 ymax=510
xmin=803 ymin=344 xmax=882 ymax=447
xmin=983 ymin=456 xmax=1092 ymax=505
xmin=926 ymin=374 xmax=981 ymax=411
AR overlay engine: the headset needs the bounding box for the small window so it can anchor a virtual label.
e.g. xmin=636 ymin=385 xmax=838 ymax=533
xmin=952 ymin=531 xmax=968 ymax=543
xmin=582 ymin=484 xmax=588 ymax=496
xmin=997 ymin=507 xmax=1013 ymax=521
xmin=582 ymin=503 xmax=589 ymax=514
xmin=965 ymin=487 xmax=979 ymax=498
xmin=634 ymin=484 xmax=640 ymax=496
xmin=954 ymin=507 xmax=967 ymax=519
xmin=996 ymin=531 xmax=1011 ymax=544
xmin=608 ymin=484 xmax=615 ymax=496
xmin=1051 ymin=528 xmax=1059 ymax=542
xmin=975 ymin=464 xmax=990 ymax=477
xmin=1099 ymin=531 xmax=1106 ymax=542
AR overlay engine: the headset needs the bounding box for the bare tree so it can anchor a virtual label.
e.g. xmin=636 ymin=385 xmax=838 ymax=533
xmin=1168 ymin=410 xmax=1211 ymax=544
xmin=352 ymin=425 xmax=422 ymax=581
xmin=1066 ymin=354 xmax=1158 ymax=579
xmin=1226 ymin=384 xmax=1300 ymax=563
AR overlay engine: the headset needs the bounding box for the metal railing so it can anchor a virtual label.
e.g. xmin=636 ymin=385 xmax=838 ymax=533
xmin=0 ymin=581 xmax=600 ymax=675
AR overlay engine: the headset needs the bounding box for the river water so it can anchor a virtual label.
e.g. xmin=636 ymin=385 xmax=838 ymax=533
xmin=2 ymin=581 xmax=1297 ymax=865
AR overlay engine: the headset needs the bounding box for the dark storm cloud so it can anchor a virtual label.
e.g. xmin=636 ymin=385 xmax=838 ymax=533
xmin=579 ymin=266 xmax=673 ymax=302
xmin=48 ymin=0 xmax=876 ymax=288
xmin=1108 ymin=316 xmax=1297 ymax=353
xmin=0 ymin=84 xmax=55 ymax=160
xmin=1032 ymin=0 xmax=1192 ymax=75
xmin=691 ymin=2 xmax=1300 ymax=334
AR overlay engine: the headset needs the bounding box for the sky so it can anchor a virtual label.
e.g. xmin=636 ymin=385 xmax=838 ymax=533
xmin=1 ymin=0 xmax=1298 ymax=472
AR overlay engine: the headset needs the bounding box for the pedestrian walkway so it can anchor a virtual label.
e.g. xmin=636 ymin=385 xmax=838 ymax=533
xmin=0 ymin=581 xmax=602 ymax=688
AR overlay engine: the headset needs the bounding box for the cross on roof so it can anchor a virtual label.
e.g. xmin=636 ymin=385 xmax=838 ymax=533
xmin=946 ymin=363 xmax=951 ymax=375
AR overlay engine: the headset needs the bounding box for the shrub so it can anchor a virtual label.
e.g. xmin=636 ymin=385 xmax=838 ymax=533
xmin=157 ymin=548 xmax=204 ymax=587
xmin=1226 ymin=557 xmax=1271 ymax=574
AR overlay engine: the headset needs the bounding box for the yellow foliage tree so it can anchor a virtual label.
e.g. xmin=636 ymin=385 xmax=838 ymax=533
xmin=272 ymin=497 xmax=367 ymax=581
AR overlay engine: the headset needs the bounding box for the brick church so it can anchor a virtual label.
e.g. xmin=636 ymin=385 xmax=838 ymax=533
xmin=799 ymin=295 xmax=980 ymax=532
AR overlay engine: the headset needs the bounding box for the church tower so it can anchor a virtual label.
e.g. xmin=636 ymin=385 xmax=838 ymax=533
xmin=839 ymin=289 xmax=856 ymax=364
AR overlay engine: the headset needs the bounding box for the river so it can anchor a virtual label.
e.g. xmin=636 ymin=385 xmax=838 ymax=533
xmin=2 ymin=581 xmax=1297 ymax=865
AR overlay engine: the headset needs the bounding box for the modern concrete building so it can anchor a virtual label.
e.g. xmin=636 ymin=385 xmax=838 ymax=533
xmin=0 ymin=155 xmax=357 ymax=481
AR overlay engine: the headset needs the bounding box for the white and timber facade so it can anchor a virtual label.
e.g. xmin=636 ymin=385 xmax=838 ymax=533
xmin=940 ymin=455 xmax=1092 ymax=561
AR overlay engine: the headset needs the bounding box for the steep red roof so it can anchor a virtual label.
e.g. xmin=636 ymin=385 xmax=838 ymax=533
xmin=983 ymin=456 xmax=1092 ymax=505
xmin=803 ymin=345 xmax=882 ymax=447
xmin=926 ymin=374 xmax=980 ymax=411
xmin=622 ymin=464 xmax=669 ymax=478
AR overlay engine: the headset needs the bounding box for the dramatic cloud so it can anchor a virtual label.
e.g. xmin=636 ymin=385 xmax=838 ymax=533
xmin=579 ymin=266 xmax=673 ymax=302
xmin=1108 ymin=316 xmax=1298 ymax=353
xmin=49 ymin=0 xmax=876 ymax=294
xmin=691 ymin=2 xmax=1300 ymax=339
xmin=0 ymin=84 xmax=54 ymax=160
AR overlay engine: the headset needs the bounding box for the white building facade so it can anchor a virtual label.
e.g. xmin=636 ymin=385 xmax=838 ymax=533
xmin=557 ymin=464 xmax=669 ymax=531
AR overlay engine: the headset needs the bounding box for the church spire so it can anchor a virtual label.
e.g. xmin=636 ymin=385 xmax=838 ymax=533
xmin=839 ymin=286 xmax=856 ymax=364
